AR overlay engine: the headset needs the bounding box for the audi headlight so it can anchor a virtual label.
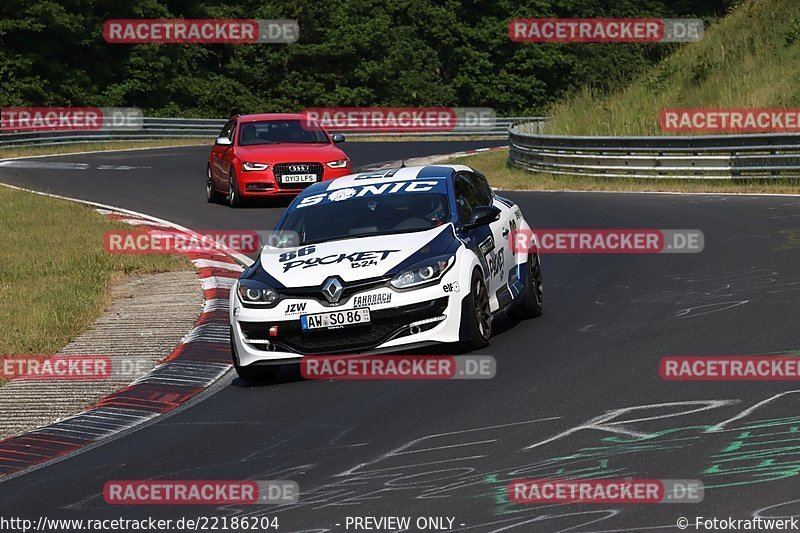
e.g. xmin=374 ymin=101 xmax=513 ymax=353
xmin=326 ymin=159 xmax=349 ymax=168
xmin=242 ymin=162 xmax=269 ymax=171
xmin=391 ymin=254 xmax=455 ymax=289
xmin=237 ymin=280 xmax=279 ymax=306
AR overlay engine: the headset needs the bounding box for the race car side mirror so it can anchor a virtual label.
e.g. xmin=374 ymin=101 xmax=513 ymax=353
xmin=463 ymin=205 xmax=501 ymax=230
xmin=330 ymin=133 xmax=346 ymax=143
xmin=215 ymin=136 xmax=233 ymax=146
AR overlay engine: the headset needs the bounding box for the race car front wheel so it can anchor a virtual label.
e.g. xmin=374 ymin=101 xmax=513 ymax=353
xmin=509 ymin=251 xmax=543 ymax=319
xmin=462 ymin=270 xmax=491 ymax=350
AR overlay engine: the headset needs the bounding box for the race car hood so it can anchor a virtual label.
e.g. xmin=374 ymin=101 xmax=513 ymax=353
xmin=235 ymin=143 xmax=345 ymax=163
xmin=261 ymin=224 xmax=457 ymax=287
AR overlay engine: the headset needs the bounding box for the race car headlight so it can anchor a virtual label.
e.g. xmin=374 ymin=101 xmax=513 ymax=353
xmin=237 ymin=280 xmax=279 ymax=306
xmin=390 ymin=254 xmax=455 ymax=289
xmin=242 ymin=162 xmax=270 ymax=171
xmin=326 ymin=159 xmax=349 ymax=168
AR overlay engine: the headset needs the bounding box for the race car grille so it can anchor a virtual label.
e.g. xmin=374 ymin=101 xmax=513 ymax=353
xmin=239 ymin=297 xmax=448 ymax=355
xmin=272 ymin=162 xmax=324 ymax=189
xmin=277 ymin=277 xmax=389 ymax=305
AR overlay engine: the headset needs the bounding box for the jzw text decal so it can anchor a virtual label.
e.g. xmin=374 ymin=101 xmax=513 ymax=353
xmin=285 ymin=303 xmax=307 ymax=315
xmin=282 ymin=250 xmax=399 ymax=272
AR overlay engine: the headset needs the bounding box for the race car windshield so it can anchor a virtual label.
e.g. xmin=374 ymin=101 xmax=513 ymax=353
xmin=238 ymin=120 xmax=328 ymax=145
xmin=277 ymin=193 xmax=451 ymax=245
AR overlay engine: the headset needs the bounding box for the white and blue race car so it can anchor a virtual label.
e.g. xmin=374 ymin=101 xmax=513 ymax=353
xmin=229 ymin=164 xmax=543 ymax=381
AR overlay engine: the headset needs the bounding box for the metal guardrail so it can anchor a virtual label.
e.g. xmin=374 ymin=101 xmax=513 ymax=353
xmin=508 ymin=124 xmax=800 ymax=179
xmin=0 ymin=116 xmax=546 ymax=149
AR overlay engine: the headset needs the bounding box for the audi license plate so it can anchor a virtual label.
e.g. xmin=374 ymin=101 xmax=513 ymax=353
xmin=301 ymin=308 xmax=371 ymax=330
xmin=282 ymin=174 xmax=317 ymax=183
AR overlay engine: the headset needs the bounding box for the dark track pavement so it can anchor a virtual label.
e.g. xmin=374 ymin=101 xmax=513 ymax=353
xmin=1 ymin=142 xmax=799 ymax=532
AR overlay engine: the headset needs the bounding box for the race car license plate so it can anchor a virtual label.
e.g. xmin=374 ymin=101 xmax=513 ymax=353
xmin=282 ymin=174 xmax=317 ymax=183
xmin=301 ymin=308 xmax=371 ymax=330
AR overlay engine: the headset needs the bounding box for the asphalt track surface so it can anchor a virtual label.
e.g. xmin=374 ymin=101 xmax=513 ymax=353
xmin=1 ymin=141 xmax=800 ymax=532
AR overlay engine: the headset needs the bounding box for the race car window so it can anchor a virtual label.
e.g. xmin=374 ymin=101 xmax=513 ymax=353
xmin=454 ymin=173 xmax=486 ymax=222
xmin=470 ymin=172 xmax=494 ymax=204
xmin=219 ymin=120 xmax=233 ymax=140
xmin=279 ymin=192 xmax=451 ymax=245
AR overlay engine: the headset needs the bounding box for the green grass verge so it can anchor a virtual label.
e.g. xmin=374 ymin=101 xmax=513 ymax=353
xmin=0 ymin=186 xmax=191 ymax=358
xmin=447 ymin=148 xmax=800 ymax=194
xmin=0 ymin=138 xmax=211 ymax=160
xmin=545 ymin=0 xmax=800 ymax=135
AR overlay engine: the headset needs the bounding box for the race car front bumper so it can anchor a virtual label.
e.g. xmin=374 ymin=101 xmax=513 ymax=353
xmin=229 ymin=275 xmax=466 ymax=367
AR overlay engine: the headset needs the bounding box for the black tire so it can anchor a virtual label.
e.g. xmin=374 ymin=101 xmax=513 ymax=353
xmin=462 ymin=269 xmax=492 ymax=350
xmin=230 ymin=326 xmax=278 ymax=382
xmin=206 ymin=164 xmax=222 ymax=203
xmin=228 ymin=167 xmax=242 ymax=208
xmin=508 ymin=251 xmax=543 ymax=319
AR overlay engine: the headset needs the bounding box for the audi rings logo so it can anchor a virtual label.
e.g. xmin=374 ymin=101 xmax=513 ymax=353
xmin=288 ymin=164 xmax=309 ymax=173
xmin=322 ymin=277 xmax=344 ymax=304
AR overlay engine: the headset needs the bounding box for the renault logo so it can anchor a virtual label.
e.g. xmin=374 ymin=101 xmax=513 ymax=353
xmin=321 ymin=277 xmax=344 ymax=304
xmin=288 ymin=164 xmax=309 ymax=173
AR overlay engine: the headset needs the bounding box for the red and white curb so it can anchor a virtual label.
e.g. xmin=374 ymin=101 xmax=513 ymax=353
xmin=0 ymin=186 xmax=246 ymax=478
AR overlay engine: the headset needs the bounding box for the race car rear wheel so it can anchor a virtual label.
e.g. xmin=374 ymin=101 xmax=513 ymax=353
xmin=206 ymin=164 xmax=222 ymax=203
xmin=509 ymin=251 xmax=543 ymax=319
xmin=228 ymin=168 xmax=242 ymax=208
xmin=462 ymin=270 xmax=491 ymax=350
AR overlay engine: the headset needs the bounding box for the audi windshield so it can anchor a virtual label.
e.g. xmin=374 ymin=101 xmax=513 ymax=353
xmin=238 ymin=119 xmax=329 ymax=145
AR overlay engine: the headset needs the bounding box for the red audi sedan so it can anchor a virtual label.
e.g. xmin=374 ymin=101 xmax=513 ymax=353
xmin=206 ymin=113 xmax=351 ymax=207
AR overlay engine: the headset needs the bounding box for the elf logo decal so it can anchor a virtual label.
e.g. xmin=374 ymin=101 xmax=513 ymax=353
xmin=443 ymin=281 xmax=460 ymax=293
xmin=487 ymin=248 xmax=504 ymax=278
xmin=282 ymin=250 xmax=400 ymax=272
xmin=285 ymin=302 xmax=307 ymax=315
xmin=295 ymin=180 xmax=442 ymax=209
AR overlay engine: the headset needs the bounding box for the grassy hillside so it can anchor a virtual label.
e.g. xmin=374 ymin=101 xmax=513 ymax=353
xmin=545 ymin=0 xmax=800 ymax=135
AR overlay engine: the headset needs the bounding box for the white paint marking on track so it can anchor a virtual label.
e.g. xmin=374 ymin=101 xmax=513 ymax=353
xmin=0 ymin=161 xmax=89 ymax=170
xmin=115 ymin=218 xmax=172 ymax=227
xmin=96 ymin=165 xmax=151 ymax=170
